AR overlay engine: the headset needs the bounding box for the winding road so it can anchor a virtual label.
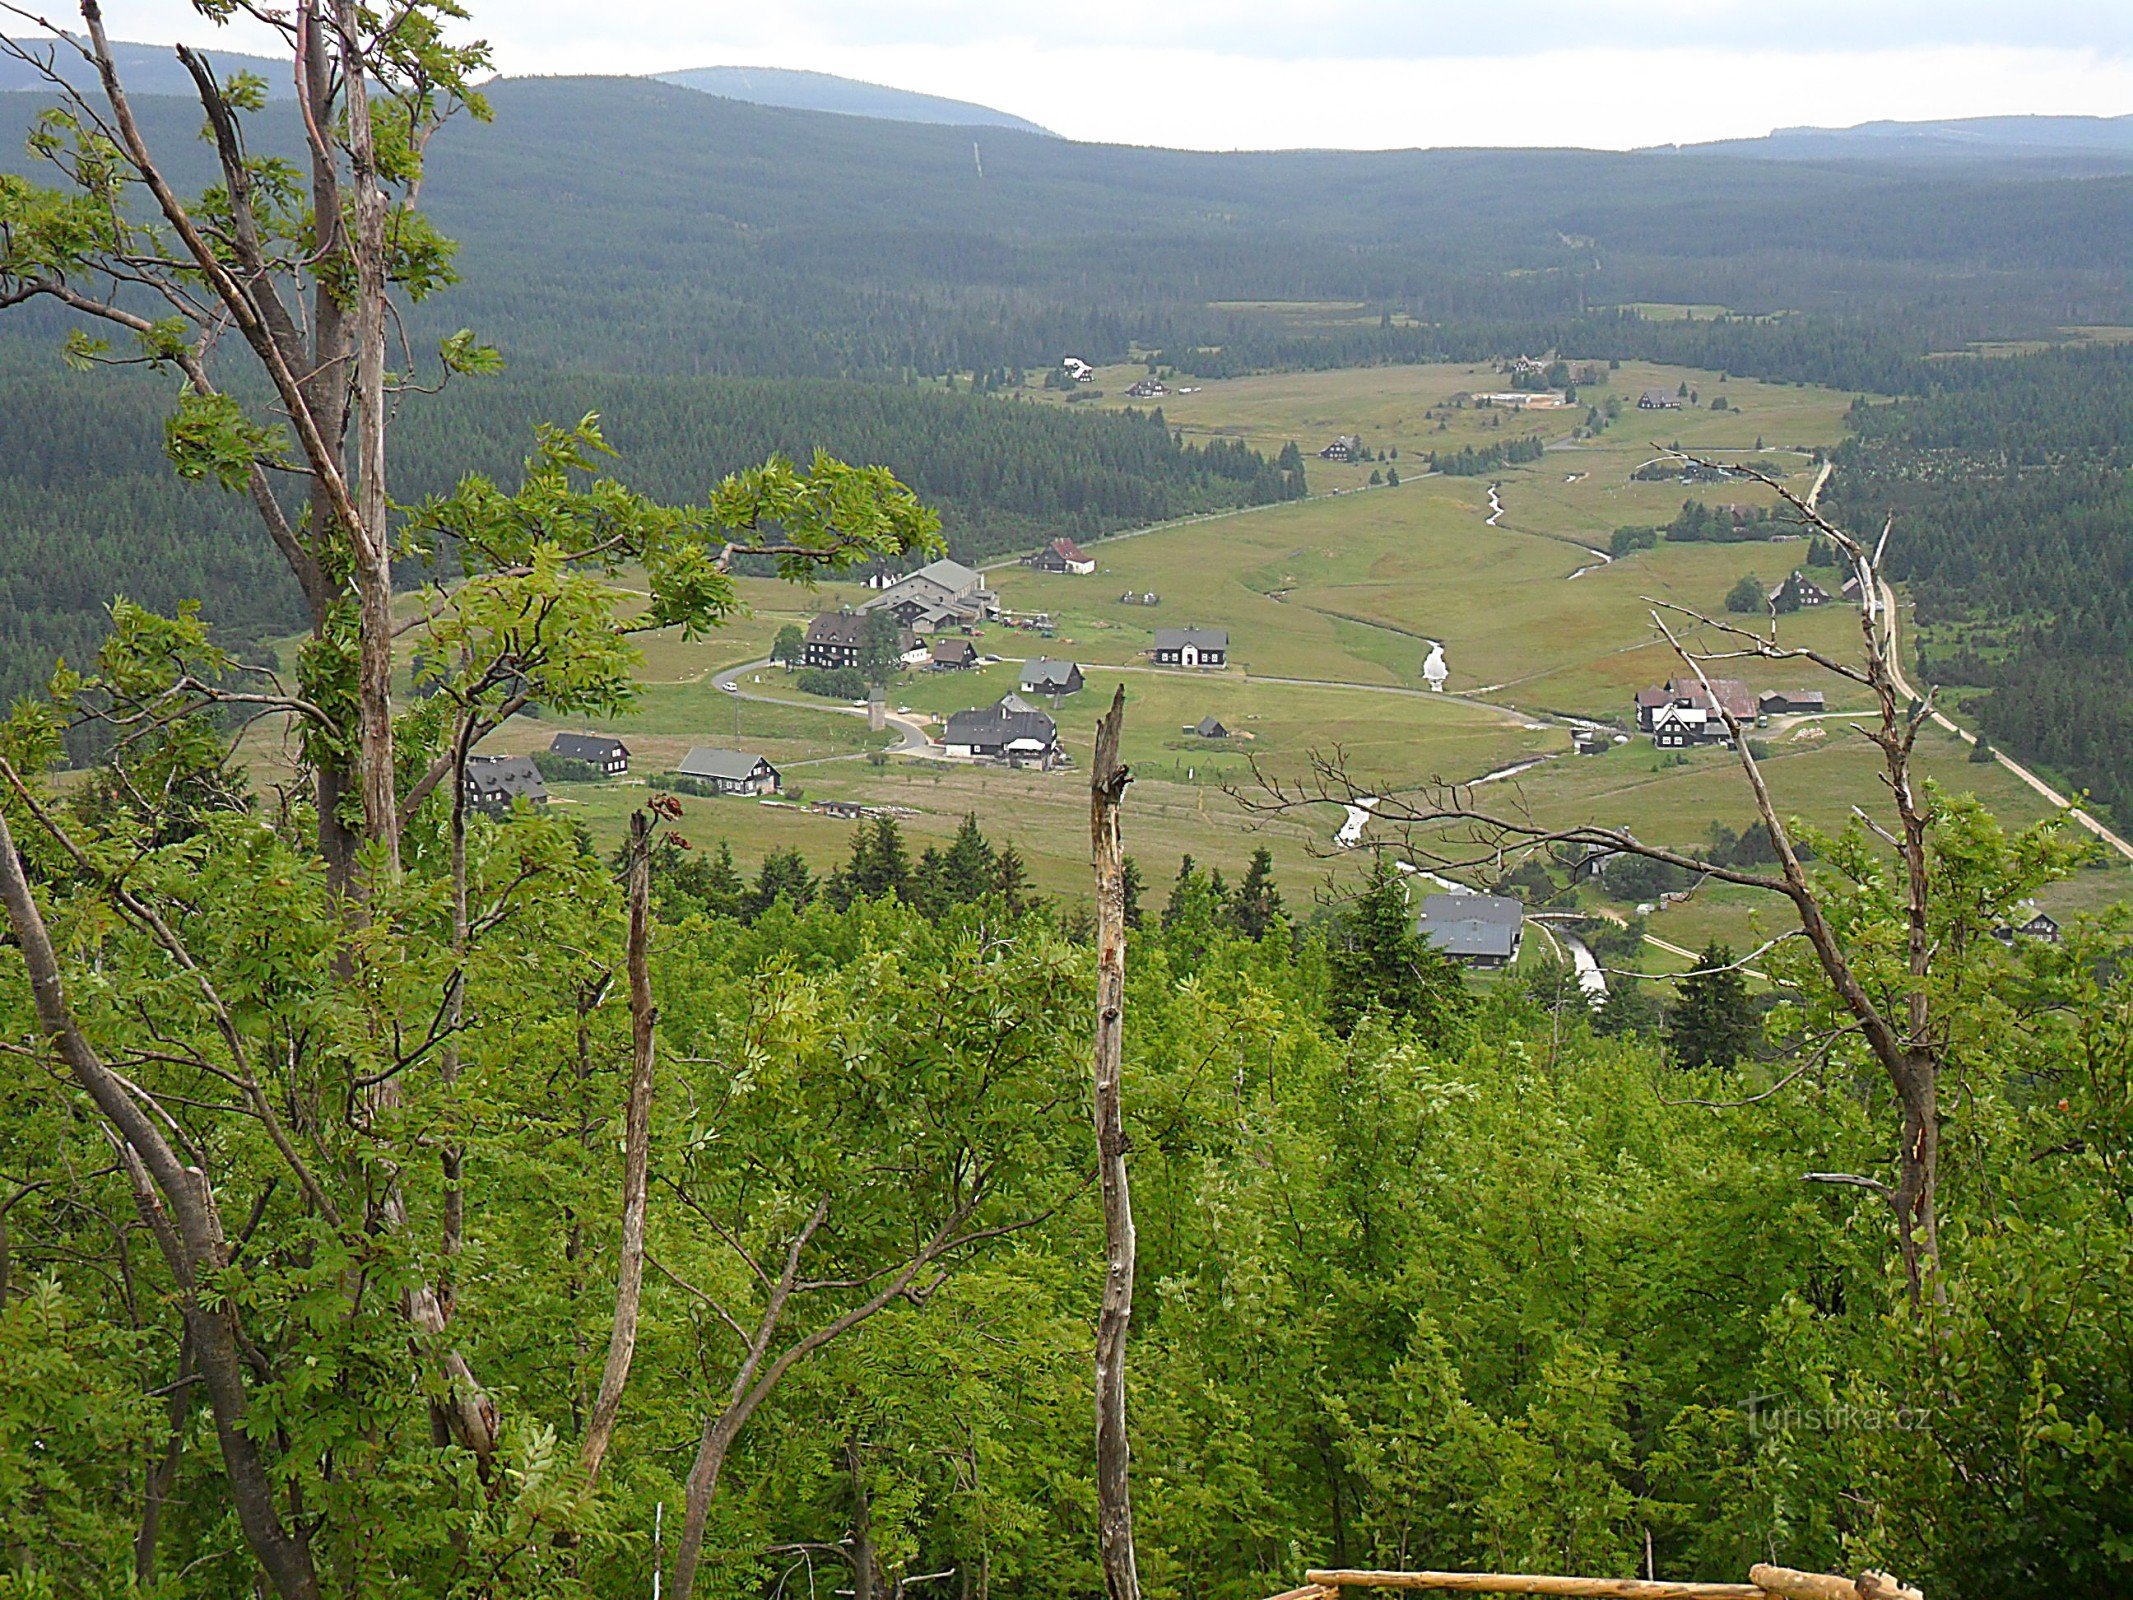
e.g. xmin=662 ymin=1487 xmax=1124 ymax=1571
xmin=713 ymin=660 xmax=939 ymax=756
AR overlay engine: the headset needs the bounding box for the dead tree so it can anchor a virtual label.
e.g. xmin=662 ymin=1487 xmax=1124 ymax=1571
xmin=1246 ymin=456 xmax=1971 ymax=1305
xmin=1090 ymin=686 xmax=1144 ymax=1600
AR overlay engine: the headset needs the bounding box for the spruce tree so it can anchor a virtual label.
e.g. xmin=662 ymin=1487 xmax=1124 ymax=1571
xmin=1120 ymin=856 xmax=1146 ymax=930
xmin=748 ymin=848 xmax=817 ymax=918
xmin=1665 ymin=941 xmax=1758 ymax=1068
xmin=1227 ymin=846 xmax=1284 ymax=939
xmin=993 ymin=843 xmax=1035 ymax=914
xmin=1326 ymin=855 xmax=1469 ymax=1039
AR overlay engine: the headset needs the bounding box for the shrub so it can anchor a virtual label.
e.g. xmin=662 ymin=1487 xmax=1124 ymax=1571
xmin=531 ymin=752 xmax=603 ymax=783
xmin=796 ymin=666 xmax=867 ymax=699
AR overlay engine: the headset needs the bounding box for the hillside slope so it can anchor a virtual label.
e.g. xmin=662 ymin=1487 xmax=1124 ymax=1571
xmin=657 ymin=65 xmax=1049 ymax=134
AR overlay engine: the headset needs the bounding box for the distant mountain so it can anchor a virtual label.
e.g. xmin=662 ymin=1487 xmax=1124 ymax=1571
xmin=1667 ymin=115 xmax=2133 ymax=173
xmin=655 ymin=65 xmax=1050 ymax=135
xmin=0 ymin=36 xmax=293 ymax=97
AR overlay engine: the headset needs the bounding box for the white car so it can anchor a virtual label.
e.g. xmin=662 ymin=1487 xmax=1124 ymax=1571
xmin=719 ymin=681 xmax=738 ymax=694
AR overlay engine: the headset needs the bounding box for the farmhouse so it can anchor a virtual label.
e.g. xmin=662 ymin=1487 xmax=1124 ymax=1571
xmin=1758 ymin=689 xmax=1827 ymax=717
xmin=1993 ymin=908 xmax=2064 ymax=945
xmin=1840 ymin=575 xmax=1866 ymax=603
xmin=1417 ymin=892 xmax=1525 ymax=968
xmin=464 ymin=754 xmax=548 ymax=814
xmin=1650 ymin=704 xmax=1716 ymax=748
xmin=1062 ymin=357 xmax=1094 ymax=382
xmin=942 ymin=698 xmax=1063 ymax=766
xmin=928 ymin=637 xmax=980 ymax=671
xmin=676 ymin=748 xmax=781 ymax=796
xmin=1151 ymin=626 xmax=1229 ymax=668
xmin=1770 ymin=571 xmax=1832 ymax=608
xmin=1638 ymin=390 xmax=1684 ymax=410
xmin=1124 ymin=377 xmax=1169 ymax=399
xmin=803 ymin=610 xmax=868 ymax=670
xmin=1187 ymin=715 xmax=1229 ymax=739
xmin=1026 ymin=537 xmax=1096 ymax=575
xmin=1019 ymin=658 xmax=1085 ymax=696
xmin=860 ymin=558 xmax=998 ymax=632
xmin=1635 ymin=676 xmax=1757 ymax=731
xmin=547 ymin=732 xmax=630 ymax=776
xmin=1320 ymin=435 xmax=1361 ymax=462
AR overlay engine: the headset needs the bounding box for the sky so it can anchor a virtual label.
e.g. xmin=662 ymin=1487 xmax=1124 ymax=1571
xmin=64 ymin=2 xmax=2133 ymax=150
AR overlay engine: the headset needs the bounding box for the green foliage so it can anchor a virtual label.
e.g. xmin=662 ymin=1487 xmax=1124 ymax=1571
xmin=1326 ymin=854 xmax=1471 ymax=1039
xmin=1665 ymin=941 xmax=1759 ymax=1069
xmin=1725 ymin=575 xmax=1766 ymax=614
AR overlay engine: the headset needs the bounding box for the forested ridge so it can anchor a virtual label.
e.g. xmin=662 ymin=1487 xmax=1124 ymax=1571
xmin=0 ymin=352 xmax=1289 ymax=704
xmin=1829 ymin=343 xmax=2133 ymax=827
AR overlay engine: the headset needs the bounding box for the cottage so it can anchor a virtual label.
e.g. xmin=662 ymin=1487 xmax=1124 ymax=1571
xmin=1027 ymin=537 xmax=1096 ymax=576
xmin=1650 ymin=704 xmax=1714 ymax=749
xmin=928 ymin=637 xmax=980 ymax=671
xmin=942 ymin=698 xmax=1063 ymax=766
xmin=860 ymin=557 xmax=998 ymax=632
xmin=1637 ymin=389 xmax=1684 ymax=410
xmin=1019 ymin=658 xmax=1085 ymax=697
xmin=1758 ymin=689 xmax=1826 ymax=717
xmin=1840 ymin=575 xmax=1866 ymax=603
xmin=1635 ymin=676 xmax=1756 ymax=731
xmin=464 ymin=754 xmax=548 ymax=814
xmin=1769 ymin=571 xmax=1831 ymax=608
xmin=676 ymin=748 xmax=781 ymax=796
xmin=1062 ymin=357 xmax=1095 ymax=383
xmin=1187 ymin=716 xmax=1229 ymax=739
xmin=1151 ymin=626 xmax=1229 ymax=669
xmin=1124 ymin=378 xmax=1169 ymax=400
xmin=547 ymin=732 xmax=630 ymax=776
xmin=1320 ymin=435 xmax=1361 ymax=462
xmin=1417 ymin=892 xmax=1525 ymax=968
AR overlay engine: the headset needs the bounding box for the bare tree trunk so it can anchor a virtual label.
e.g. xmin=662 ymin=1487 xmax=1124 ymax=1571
xmin=581 ymin=811 xmax=659 ymax=1488
xmin=849 ymin=1435 xmax=881 ymax=1600
xmin=1088 ymin=686 xmax=1143 ymax=1600
xmin=334 ymin=0 xmax=401 ymax=873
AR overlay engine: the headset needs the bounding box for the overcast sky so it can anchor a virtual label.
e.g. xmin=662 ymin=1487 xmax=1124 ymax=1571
xmin=69 ymin=2 xmax=2133 ymax=150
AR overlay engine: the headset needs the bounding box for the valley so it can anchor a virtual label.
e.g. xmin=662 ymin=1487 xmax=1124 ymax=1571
xmin=360 ymin=349 xmax=2128 ymax=962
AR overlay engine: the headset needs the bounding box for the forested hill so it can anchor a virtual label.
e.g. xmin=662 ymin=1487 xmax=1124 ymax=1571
xmin=1829 ymin=342 xmax=2133 ymax=828
xmin=4 ymin=76 xmax=2129 ymax=379
xmin=0 ymin=356 xmax=1294 ymax=708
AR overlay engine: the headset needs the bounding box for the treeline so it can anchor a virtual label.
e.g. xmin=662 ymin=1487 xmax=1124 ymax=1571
xmin=1429 ymin=434 xmax=1547 ymax=476
xmin=1829 ymin=343 xmax=2133 ymax=825
xmin=0 ymin=355 xmax=1287 ymax=704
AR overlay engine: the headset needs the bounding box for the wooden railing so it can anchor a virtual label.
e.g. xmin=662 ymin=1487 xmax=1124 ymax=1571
xmin=1268 ymin=1565 xmax=1921 ymax=1600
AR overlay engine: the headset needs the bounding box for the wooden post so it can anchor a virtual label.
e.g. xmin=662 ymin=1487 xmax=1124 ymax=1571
xmin=1089 ymin=686 xmax=1141 ymax=1600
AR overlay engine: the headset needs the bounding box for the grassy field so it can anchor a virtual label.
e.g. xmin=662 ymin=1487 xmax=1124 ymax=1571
xmin=244 ymin=346 xmax=2127 ymax=954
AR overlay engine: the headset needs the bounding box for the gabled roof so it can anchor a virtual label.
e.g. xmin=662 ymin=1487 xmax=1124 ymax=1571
xmin=550 ymin=732 xmax=628 ymax=763
xmin=806 ymin=609 xmax=867 ymax=646
xmin=909 ymin=557 xmax=982 ymax=594
xmin=944 ymin=699 xmax=1058 ymax=749
xmin=677 ymin=747 xmax=776 ymax=782
xmin=1154 ymin=626 xmax=1228 ymax=651
xmin=1195 ymin=715 xmax=1229 ymax=737
xmin=930 ymin=636 xmax=978 ymax=663
xmin=1046 ymin=537 xmax=1089 ymax=562
xmin=466 ymin=753 xmax=547 ymax=802
xmin=1020 ymin=657 xmax=1081 ymax=690
xmin=1417 ymin=892 xmax=1524 ymax=959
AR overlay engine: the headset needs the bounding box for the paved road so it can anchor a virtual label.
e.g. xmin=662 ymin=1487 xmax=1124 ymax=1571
xmin=1873 ymin=579 xmax=2133 ymax=863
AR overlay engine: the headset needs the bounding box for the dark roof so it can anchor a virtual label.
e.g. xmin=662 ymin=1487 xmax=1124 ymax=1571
xmin=1195 ymin=716 xmax=1229 ymax=737
xmin=677 ymin=747 xmax=776 ymax=782
xmin=1417 ymin=892 xmax=1524 ymax=959
xmin=550 ymin=732 xmax=628 ymax=763
xmin=944 ymin=700 xmax=1058 ymax=749
xmin=466 ymin=753 xmax=547 ymax=803
xmin=806 ymin=609 xmax=867 ymax=646
xmin=1759 ymin=689 xmax=1826 ymax=709
xmin=1021 ymin=657 xmax=1082 ymax=690
xmin=930 ymin=636 xmax=978 ymax=663
xmin=1154 ymin=626 xmax=1228 ymax=651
